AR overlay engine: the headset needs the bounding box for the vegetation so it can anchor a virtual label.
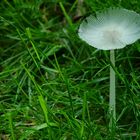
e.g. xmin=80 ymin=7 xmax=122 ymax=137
xmin=0 ymin=0 xmax=140 ymax=139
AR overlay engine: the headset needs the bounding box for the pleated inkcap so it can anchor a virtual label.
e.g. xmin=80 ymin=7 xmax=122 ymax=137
xmin=78 ymin=8 xmax=140 ymax=50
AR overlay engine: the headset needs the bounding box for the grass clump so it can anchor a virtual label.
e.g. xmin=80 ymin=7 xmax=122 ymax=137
xmin=0 ymin=0 xmax=140 ymax=139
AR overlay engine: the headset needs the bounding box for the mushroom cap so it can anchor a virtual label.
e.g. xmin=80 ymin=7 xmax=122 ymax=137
xmin=78 ymin=8 xmax=140 ymax=50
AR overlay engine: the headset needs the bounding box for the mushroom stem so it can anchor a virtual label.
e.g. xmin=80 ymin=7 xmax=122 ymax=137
xmin=109 ymin=50 xmax=116 ymax=129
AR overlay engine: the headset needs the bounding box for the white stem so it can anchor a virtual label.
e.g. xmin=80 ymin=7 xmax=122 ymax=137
xmin=109 ymin=50 xmax=116 ymax=127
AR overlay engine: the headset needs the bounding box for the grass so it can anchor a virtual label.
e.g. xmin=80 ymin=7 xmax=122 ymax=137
xmin=0 ymin=0 xmax=140 ymax=139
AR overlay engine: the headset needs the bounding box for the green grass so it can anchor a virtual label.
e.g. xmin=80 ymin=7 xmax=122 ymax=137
xmin=0 ymin=0 xmax=140 ymax=139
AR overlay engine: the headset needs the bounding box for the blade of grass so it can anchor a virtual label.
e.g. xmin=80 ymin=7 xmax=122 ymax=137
xmin=80 ymin=93 xmax=86 ymax=138
xmin=20 ymin=60 xmax=41 ymax=95
xmin=26 ymin=28 xmax=41 ymax=61
xmin=59 ymin=2 xmax=73 ymax=27
xmin=54 ymin=53 xmax=74 ymax=117
xmin=16 ymin=29 xmax=39 ymax=68
xmin=38 ymin=95 xmax=53 ymax=140
xmin=8 ymin=112 xmax=16 ymax=140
